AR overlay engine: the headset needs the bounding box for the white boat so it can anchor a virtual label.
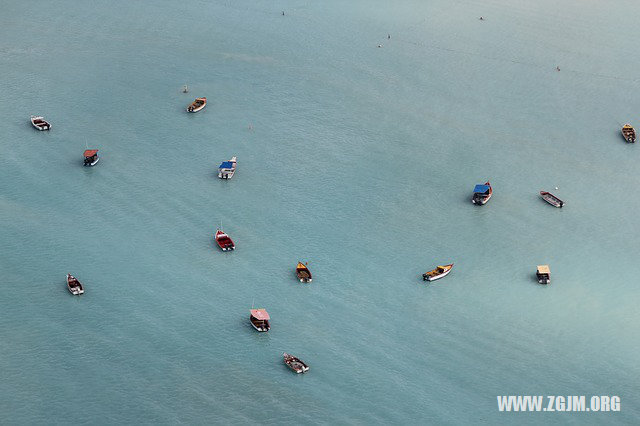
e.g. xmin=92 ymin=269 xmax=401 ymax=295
xmin=218 ymin=156 xmax=237 ymax=179
xmin=250 ymin=309 xmax=270 ymax=332
xmin=30 ymin=115 xmax=51 ymax=130
xmin=422 ymin=263 xmax=454 ymax=281
xmin=66 ymin=274 xmax=84 ymax=295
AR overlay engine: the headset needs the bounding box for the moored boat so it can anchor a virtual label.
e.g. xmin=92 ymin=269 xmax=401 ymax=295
xmin=283 ymin=352 xmax=310 ymax=373
xmin=472 ymin=181 xmax=492 ymax=205
xmin=536 ymin=265 xmax=550 ymax=284
xmin=540 ymin=191 xmax=563 ymax=207
xmin=66 ymin=274 xmax=84 ymax=295
xmin=187 ymin=97 xmax=206 ymax=112
xmin=83 ymin=149 xmax=99 ymax=166
xmin=215 ymin=229 xmax=235 ymax=251
xmin=422 ymin=263 xmax=454 ymax=281
xmin=295 ymin=262 xmax=312 ymax=283
xmin=218 ymin=156 xmax=237 ymax=179
xmin=250 ymin=309 xmax=270 ymax=332
xmin=30 ymin=115 xmax=51 ymax=130
xmin=622 ymin=124 xmax=636 ymax=143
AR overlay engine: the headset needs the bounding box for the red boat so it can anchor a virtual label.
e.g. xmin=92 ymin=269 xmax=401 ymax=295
xmin=215 ymin=229 xmax=235 ymax=251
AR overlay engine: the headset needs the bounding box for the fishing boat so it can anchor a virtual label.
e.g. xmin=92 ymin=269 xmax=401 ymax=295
xmin=214 ymin=229 xmax=235 ymax=251
xmin=66 ymin=274 xmax=84 ymax=295
xmin=472 ymin=181 xmax=492 ymax=205
xmin=622 ymin=124 xmax=636 ymax=143
xmin=30 ymin=115 xmax=51 ymax=130
xmin=422 ymin=263 xmax=454 ymax=281
xmin=295 ymin=262 xmax=312 ymax=283
xmin=283 ymin=352 xmax=310 ymax=373
xmin=249 ymin=309 xmax=270 ymax=332
xmin=536 ymin=265 xmax=551 ymax=284
xmin=83 ymin=149 xmax=99 ymax=166
xmin=540 ymin=191 xmax=563 ymax=207
xmin=218 ymin=157 xmax=237 ymax=179
xmin=187 ymin=97 xmax=206 ymax=112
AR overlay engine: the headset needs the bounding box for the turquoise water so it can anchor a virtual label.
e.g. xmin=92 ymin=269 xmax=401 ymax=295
xmin=1 ymin=0 xmax=639 ymax=423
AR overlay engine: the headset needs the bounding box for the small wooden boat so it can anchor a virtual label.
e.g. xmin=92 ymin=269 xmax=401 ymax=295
xmin=83 ymin=149 xmax=99 ymax=167
xmin=250 ymin=309 xmax=270 ymax=332
xmin=30 ymin=115 xmax=51 ymax=130
xmin=422 ymin=263 xmax=454 ymax=281
xmin=295 ymin=262 xmax=312 ymax=283
xmin=622 ymin=124 xmax=636 ymax=143
xmin=540 ymin=191 xmax=563 ymax=207
xmin=472 ymin=181 xmax=492 ymax=205
xmin=214 ymin=229 xmax=235 ymax=251
xmin=218 ymin=157 xmax=237 ymax=179
xmin=536 ymin=265 xmax=550 ymax=284
xmin=66 ymin=274 xmax=84 ymax=295
xmin=283 ymin=352 xmax=310 ymax=373
xmin=187 ymin=97 xmax=206 ymax=112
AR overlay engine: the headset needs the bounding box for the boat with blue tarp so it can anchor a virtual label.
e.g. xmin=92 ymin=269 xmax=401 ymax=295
xmin=218 ymin=156 xmax=237 ymax=179
xmin=472 ymin=181 xmax=492 ymax=205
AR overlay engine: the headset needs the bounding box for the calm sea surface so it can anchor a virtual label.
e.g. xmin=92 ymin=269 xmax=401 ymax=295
xmin=1 ymin=0 xmax=639 ymax=424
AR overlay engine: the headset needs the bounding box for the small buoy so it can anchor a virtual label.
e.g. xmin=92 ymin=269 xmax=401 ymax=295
xmin=555 ymin=187 xmax=559 ymax=190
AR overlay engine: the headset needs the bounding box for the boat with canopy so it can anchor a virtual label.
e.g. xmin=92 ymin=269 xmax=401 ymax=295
xmin=83 ymin=149 xmax=99 ymax=166
xmin=218 ymin=157 xmax=237 ymax=179
xmin=214 ymin=229 xmax=235 ymax=251
xmin=295 ymin=262 xmax=312 ymax=283
xmin=536 ymin=265 xmax=551 ymax=284
xmin=250 ymin=309 xmax=270 ymax=332
xmin=472 ymin=182 xmax=492 ymax=205
xmin=622 ymin=124 xmax=636 ymax=143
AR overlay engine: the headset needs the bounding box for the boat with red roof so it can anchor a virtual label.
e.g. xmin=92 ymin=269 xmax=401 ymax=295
xmin=214 ymin=228 xmax=235 ymax=251
xmin=83 ymin=149 xmax=99 ymax=166
xmin=250 ymin=309 xmax=270 ymax=332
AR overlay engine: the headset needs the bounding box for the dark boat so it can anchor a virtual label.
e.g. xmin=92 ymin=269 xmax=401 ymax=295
xmin=622 ymin=124 xmax=636 ymax=143
xmin=250 ymin=309 xmax=270 ymax=332
xmin=83 ymin=149 xmax=99 ymax=166
xmin=472 ymin=181 xmax=492 ymax=205
xmin=540 ymin=191 xmax=563 ymax=207
xmin=295 ymin=262 xmax=312 ymax=283
xmin=283 ymin=352 xmax=310 ymax=373
xmin=214 ymin=229 xmax=235 ymax=251
xmin=536 ymin=265 xmax=550 ymax=284
xmin=66 ymin=274 xmax=84 ymax=295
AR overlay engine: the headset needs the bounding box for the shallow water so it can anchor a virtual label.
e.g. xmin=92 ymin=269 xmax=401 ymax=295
xmin=1 ymin=0 xmax=639 ymax=424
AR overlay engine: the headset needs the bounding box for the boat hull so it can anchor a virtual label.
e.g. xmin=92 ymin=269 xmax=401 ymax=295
xmin=30 ymin=116 xmax=51 ymax=130
xmin=66 ymin=274 xmax=84 ymax=295
xmin=540 ymin=191 xmax=563 ymax=207
xmin=84 ymin=157 xmax=100 ymax=167
xmin=423 ymin=264 xmax=454 ymax=281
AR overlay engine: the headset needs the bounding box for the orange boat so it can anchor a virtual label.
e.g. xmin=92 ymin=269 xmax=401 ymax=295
xmin=295 ymin=262 xmax=312 ymax=283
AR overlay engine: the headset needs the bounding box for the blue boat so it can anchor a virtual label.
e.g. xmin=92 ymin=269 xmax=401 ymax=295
xmin=472 ymin=181 xmax=492 ymax=205
xmin=218 ymin=156 xmax=237 ymax=179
